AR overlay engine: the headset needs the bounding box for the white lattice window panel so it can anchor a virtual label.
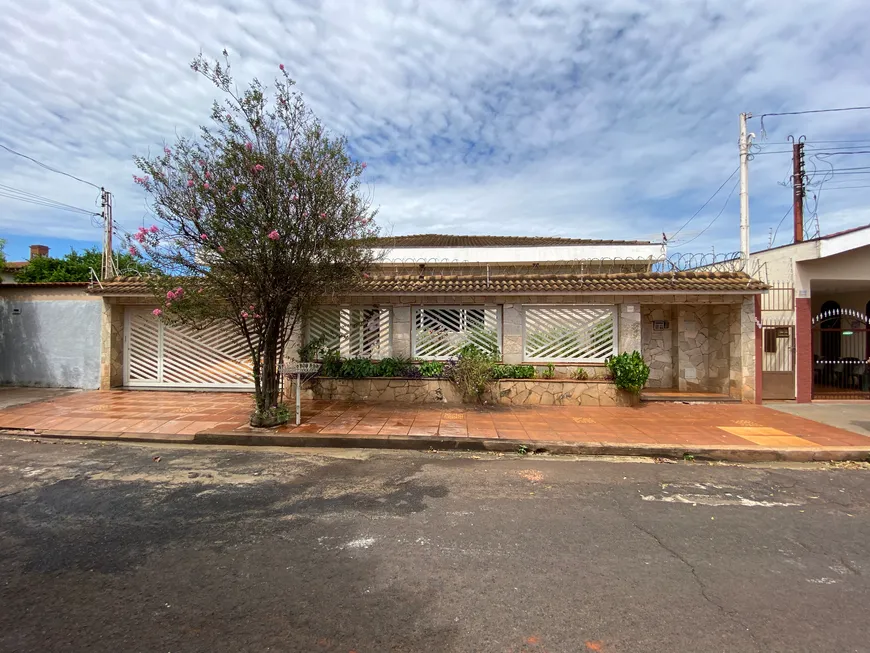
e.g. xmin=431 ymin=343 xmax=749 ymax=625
xmin=413 ymin=307 xmax=501 ymax=359
xmin=306 ymin=308 xmax=391 ymax=359
xmin=523 ymin=306 xmax=617 ymax=363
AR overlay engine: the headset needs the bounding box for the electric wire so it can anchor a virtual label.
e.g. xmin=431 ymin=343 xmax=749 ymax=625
xmin=668 ymin=167 xmax=739 ymax=241
xmin=673 ymin=179 xmax=739 ymax=247
xmin=0 ymin=143 xmax=101 ymax=190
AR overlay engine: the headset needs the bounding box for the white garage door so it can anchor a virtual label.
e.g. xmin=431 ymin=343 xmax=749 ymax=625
xmin=124 ymin=307 xmax=255 ymax=389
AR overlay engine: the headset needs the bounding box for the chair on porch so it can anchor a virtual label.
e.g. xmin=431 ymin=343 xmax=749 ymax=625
xmin=847 ymin=362 xmax=867 ymax=391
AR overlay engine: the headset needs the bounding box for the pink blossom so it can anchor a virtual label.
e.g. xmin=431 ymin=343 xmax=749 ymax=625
xmin=163 ymin=147 xmax=171 ymax=155
xmin=361 ymin=162 xmax=367 ymax=170
xmin=320 ymin=212 xmax=327 ymax=219
xmin=245 ymin=141 xmax=253 ymax=152
xmin=199 ymin=160 xmax=206 ymax=167
xmin=197 ymin=287 xmax=203 ymax=293
xmin=174 ymin=287 xmax=184 ymax=297
xmin=229 ymin=185 xmax=236 ymax=192
xmin=152 ymin=308 xmax=163 ymax=317
xmin=253 ymin=163 xmax=265 ymax=173
xmin=205 ymin=171 xmax=212 ymax=179
xmin=267 ymin=230 xmax=280 ymax=241
xmin=203 ymin=182 xmax=210 ymax=190
xmin=218 ymin=246 xmax=225 ymax=253
xmin=200 ymin=233 xmax=209 ymax=241
xmin=166 ymin=290 xmax=176 ymax=300
xmin=254 ymin=314 xmax=262 ymax=319
xmin=363 ymin=272 xmax=370 ymax=279
xmin=241 ymin=311 xmax=249 ymax=319
xmin=187 ymin=180 xmax=194 ymax=187
xmin=249 ymin=305 xmax=255 ymax=310
xmin=128 ymin=246 xmax=139 ymax=256
xmin=279 ymin=63 xmax=285 ymax=71
xmin=149 ymin=225 xmax=159 ymax=234
xmin=226 ymin=113 xmax=231 ymax=121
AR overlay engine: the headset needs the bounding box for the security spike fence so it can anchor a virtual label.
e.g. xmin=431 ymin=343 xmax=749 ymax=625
xmin=372 ymin=253 xmax=769 ymax=283
xmin=523 ymin=306 xmax=617 ymax=363
xmin=413 ymin=307 xmax=501 ymax=359
xmin=812 ymin=307 xmax=870 ymax=326
xmin=306 ymin=307 xmax=392 ymax=359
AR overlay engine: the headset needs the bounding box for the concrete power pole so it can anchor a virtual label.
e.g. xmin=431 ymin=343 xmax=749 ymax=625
xmin=738 ymin=112 xmax=754 ymax=260
xmin=100 ymin=188 xmax=115 ymax=280
xmin=791 ymin=136 xmax=806 ymax=244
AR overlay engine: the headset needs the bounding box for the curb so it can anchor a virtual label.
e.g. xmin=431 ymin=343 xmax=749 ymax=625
xmin=2 ymin=428 xmax=869 ymax=463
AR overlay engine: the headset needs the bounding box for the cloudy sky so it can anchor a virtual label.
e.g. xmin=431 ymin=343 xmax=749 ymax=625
xmin=2 ymin=0 xmax=870 ymax=262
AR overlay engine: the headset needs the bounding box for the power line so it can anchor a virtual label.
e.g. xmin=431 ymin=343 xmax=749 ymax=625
xmin=0 ymin=143 xmax=101 ymax=190
xmin=811 ymin=184 xmax=870 ymax=191
xmin=0 ymin=183 xmax=100 ymax=216
xmin=770 ymin=205 xmax=795 ymax=247
xmin=668 ymin=167 xmax=739 ymax=241
xmin=758 ymin=106 xmax=870 ymax=136
xmin=674 ymin=179 xmax=739 ymax=247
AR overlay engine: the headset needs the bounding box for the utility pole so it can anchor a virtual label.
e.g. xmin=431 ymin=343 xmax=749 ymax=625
xmin=100 ymin=188 xmax=115 ymax=280
xmin=791 ymin=136 xmax=806 ymax=243
xmin=738 ymin=112 xmax=754 ymax=260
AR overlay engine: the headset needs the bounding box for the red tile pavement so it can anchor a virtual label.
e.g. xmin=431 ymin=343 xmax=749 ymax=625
xmin=0 ymin=390 xmax=868 ymax=450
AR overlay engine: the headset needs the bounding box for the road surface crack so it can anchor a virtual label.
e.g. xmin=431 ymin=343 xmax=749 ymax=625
xmin=613 ymin=495 xmax=763 ymax=652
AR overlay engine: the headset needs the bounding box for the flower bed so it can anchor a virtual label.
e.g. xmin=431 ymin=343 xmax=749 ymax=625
xmin=289 ymin=377 xmax=637 ymax=406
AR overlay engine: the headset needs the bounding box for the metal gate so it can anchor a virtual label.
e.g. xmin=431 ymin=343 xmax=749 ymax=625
xmin=124 ymin=307 xmax=256 ymax=389
xmin=761 ymin=321 xmax=795 ymax=400
xmin=812 ymin=308 xmax=870 ymax=400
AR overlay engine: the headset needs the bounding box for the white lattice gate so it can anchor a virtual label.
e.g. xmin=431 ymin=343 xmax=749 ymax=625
xmin=124 ymin=307 xmax=256 ymax=389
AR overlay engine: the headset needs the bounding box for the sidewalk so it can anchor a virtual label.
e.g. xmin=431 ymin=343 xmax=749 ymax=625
xmin=1 ymin=390 xmax=868 ymax=462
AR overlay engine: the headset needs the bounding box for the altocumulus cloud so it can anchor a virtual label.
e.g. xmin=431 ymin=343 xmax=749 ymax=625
xmin=1 ymin=0 xmax=870 ymax=258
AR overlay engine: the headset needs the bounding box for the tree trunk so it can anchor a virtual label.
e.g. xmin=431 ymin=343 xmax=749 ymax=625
xmin=250 ymin=317 xmax=285 ymax=427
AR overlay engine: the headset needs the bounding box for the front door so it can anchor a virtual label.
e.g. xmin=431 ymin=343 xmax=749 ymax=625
xmin=761 ymin=324 xmax=795 ymax=400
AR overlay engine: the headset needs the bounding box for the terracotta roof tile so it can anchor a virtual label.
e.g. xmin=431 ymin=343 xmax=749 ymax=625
xmin=373 ymin=234 xmax=653 ymax=247
xmin=91 ymin=271 xmax=765 ymax=296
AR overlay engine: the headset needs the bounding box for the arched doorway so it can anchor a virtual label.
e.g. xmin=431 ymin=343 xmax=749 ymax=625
xmin=812 ymin=304 xmax=870 ymax=399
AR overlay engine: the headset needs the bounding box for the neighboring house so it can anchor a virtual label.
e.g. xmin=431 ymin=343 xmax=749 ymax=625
xmin=750 ymin=223 xmax=870 ymax=402
xmin=90 ymin=234 xmax=766 ymax=403
xmin=0 ymin=281 xmax=102 ymax=389
xmin=1 ymin=244 xmax=50 ymax=283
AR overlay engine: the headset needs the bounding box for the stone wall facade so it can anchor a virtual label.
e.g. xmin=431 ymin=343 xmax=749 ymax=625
xmin=641 ymin=305 xmax=674 ymax=388
xmin=293 ymin=377 xmax=637 ymax=406
xmin=100 ymin=301 xmax=124 ymax=390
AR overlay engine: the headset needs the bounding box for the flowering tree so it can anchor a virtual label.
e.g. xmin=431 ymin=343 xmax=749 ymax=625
xmin=129 ymin=52 xmax=379 ymax=426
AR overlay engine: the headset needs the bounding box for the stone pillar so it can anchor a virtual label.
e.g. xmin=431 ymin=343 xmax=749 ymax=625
xmin=392 ymin=305 xmax=411 ymax=358
xmin=502 ymin=304 xmax=523 ymax=364
xmin=729 ymin=303 xmax=742 ymax=399
xmin=739 ymin=295 xmax=758 ymax=403
xmin=283 ymin=312 xmax=304 ymax=364
xmin=677 ymin=305 xmax=707 ymax=392
xmin=795 ymin=297 xmax=813 ymax=403
xmin=618 ymin=303 xmax=641 ymax=354
xmin=99 ymin=300 xmax=124 ymax=390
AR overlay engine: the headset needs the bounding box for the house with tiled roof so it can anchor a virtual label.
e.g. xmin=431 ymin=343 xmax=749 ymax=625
xmin=90 ymin=234 xmax=766 ymax=403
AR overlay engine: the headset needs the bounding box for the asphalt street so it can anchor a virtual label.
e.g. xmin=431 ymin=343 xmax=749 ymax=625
xmin=1 ymin=437 xmax=868 ymax=653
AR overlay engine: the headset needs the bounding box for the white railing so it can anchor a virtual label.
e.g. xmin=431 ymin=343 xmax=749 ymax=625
xmin=523 ymin=305 xmax=617 ymax=363
xmin=413 ymin=306 xmax=501 ymax=359
xmin=306 ymin=307 xmax=392 ymax=359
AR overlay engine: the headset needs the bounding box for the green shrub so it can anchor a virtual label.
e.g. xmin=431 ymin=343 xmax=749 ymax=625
xmin=298 ymin=336 xmax=329 ymax=362
xmin=541 ymin=363 xmax=556 ymax=379
xmin=605 ymin=351 xmax=650 ymax=394
xmin=339 ymin=358 xmax=377 ymax=379
xmin=376 ymin=356 xmax=414 ymax=377
xmin=445 ymin=344 xmax=497 ymax=402
xmin=572 ymin=367 xmax=589 ymax=380
xmin=491 ymin=364 xmax=536 ymax=379
xmin=319 ymin=350 xmax=342 ymax=377
xmin=418 ymin=361 xmax=445 ymax=378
